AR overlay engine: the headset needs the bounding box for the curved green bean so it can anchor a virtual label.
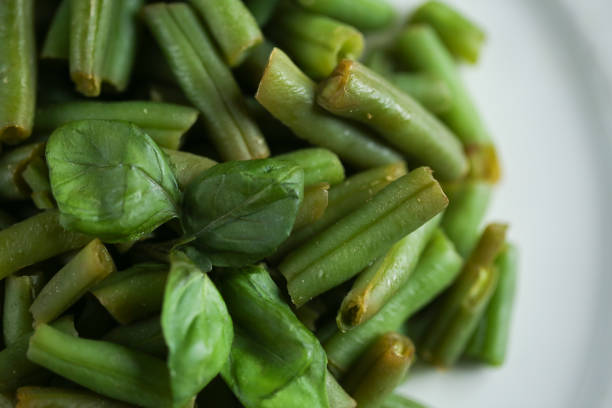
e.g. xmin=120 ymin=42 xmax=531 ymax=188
xmin=269 ymin=5 xmax=364 ymax=79
xmin=30 ymin=239 xmax=116 ymax=327
xmin=3 ymin=275 xmax=34 ymax=346
xmin=188 ymin=0 xmax=263 ymax=67
xmin=280 ymin=167 xmax=448 ymax=307
xmin=0 ymin=0 xmax=36 ymax=143
xmin=343 ymin=332 xmax=415 ymax=408
xmin=91 ymin=264 xmax=167 ymax=324
xmin=293 ymin=0 xmax=395 ymax=30
xmin=389 ymin=73 xmax=453 ymax=114
xmin=337 ymin=214 xmax=442 ymax=332
xmin=276 ymin=148 xmax=345 ymax=187
xmin=256 ymin=48 xmax=403 ymax=169
xmin=0 ymin=211 xmax=90 ymax=280
xmin=324 ymin=229 xmax=463 ymax=374
xmin=410 ymin=1 xmax=485 ymax=64
xmin=317 ymin=60 xmax=467 ymax=181
xmin=142 ymin=3 xmax=269 ymax=161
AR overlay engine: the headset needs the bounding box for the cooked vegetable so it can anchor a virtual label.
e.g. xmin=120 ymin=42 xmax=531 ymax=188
xmin=3 ymin=275 xmax=34 ymax=346
xmin=41 ymin=0 xmax=70 ymax=60
xmin=0 ymin=142 xmax=45 ymax=201
xmin=16 ymin=386 xmax=132 ymax=408
xmin=103 ymin=315 xmax=167 ymax=358
xmin=294 ymin=183 xmax=330 ymax=230
xmin=293 ymin=0 xmax=395 ymax=30
xmin=275 ymin=148 xmax=345 ymax=187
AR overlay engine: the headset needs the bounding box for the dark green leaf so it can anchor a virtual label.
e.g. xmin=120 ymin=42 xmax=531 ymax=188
xmin=182 ymin=246 xmax=212 ymax=273
xmin=183 ymin=159 xmax=304 ymax=267
xmin=162 ymin=251 xmax=233 ymax=408
xmin=218 ymin=265 xmax=329 ymax=408
xmin=46 ymin=119 xmax=180 ymax=242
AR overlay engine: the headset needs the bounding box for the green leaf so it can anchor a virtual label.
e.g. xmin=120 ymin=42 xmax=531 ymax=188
xmin=218 ymin=265 xmax=329 ymax=408
xmin=183 ymin=159 xmax=304 ymax=267
xmin=46 ymin=119 xmax=180 ymax=242
xmin=162 ymin=251 xmax=233 ymax=408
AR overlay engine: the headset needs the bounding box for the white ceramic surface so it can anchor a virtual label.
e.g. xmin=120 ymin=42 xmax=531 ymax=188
xmin=388 ymin=1 xmax=612 ymax=407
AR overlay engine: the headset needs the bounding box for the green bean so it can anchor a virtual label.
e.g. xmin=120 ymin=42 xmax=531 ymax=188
xmin=256 ymin=48 xmax=403 ymax=168
xmin=102 ymin=316 xmax=166 ymax=358
xmin=0 ymin=316 xmax=77 ymax=393
xmin=22 ymin=158 xmax=50 ymax=197
xmin=30 ymin=239 xmax=116 ymax=327
xmin=393 ymin=25 xmax=489 ymax=147
xmin=35 ymin=101 xmax=199 ymax=150
xmin=326 ymin=370 xmax=356 ymax=408
xmin=280 ymin=167 xmax=448 ymax=307
xmin=91 ymin=264 xmax=167 ymax=325
xmin=465 ymin=243 xmax=518 ymax=365
xmin=0 ymin=0 xmax=36 ymax=143
xmin=68 ymin=0 xmax=114 ymax=96
xmin=382 ymin=394 xmax=427 ymax=408
xmin=269 ymin=5 xmax=364 ymax=80
xmin=163 ymin=149 xmax=217 ymax=188
xmin=41 ymin=0 xmax=70 ymax=60
xmin=337 ymin=214 xmax=441 ymax=332
xmin=317 ymin=60 xmax=467 ymax=181
xmin=293 ymin=0 xmax=395 ymax=30
xmin=420 ymin=223 xmax=507 ymax=367
xmin=324 ymin=229 xmax=462 ymax=374
xmin=364 ymin=49 xmax=394 ymax=76
xmin=276 ymin=148 xmax=345 ymax=187
xmin=0 ymin=142 xmax=45 ymax=201
xmin=245 ymin=0 xmax=280 ymax=27
xmin=441 ymin=180 xmax=492 ymax=257
xmin=16 ymin=386 xmax=132 ymax=408
xmin=26 ymin=324 xmax=173 ymax=408
xmin=389 ymin=73 xmax=453 ymax=115
xmin=273 ymin=163 xmax=406 ymax=263
xmin=343 ymin=332 xmax=415 ymax=408
xmin=294 ymin=183 xmax=330 ymax=231
xmin=410 ymin=1 xmax=485 ymax=64
xmin=3 ymin=276 xmax=34 ymax=346
xmin=142 ymin=3 xmax=269 ymax=161
xmin=188 ymin=0 xmax=263 ymax=67
xmin=0 ymin=211 xmax=90 ymax=280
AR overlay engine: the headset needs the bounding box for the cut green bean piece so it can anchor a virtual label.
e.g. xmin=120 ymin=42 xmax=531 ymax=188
xmin=294 ymin=0 xmax=395 ymax=30
xmin=276 ymin=148 xmax=345 ymax=187
xmin=142 ymin=3 xmax=269 ymax=161
xmin=389 ymin=73 xmax=453 ymax=114
xmin=0 ymin=142 xmax=45 ymax=201
xmin=91 ymin=264 xmax=167 ymax=324
xmin=338 ymin=214 xmax=442 ymax=332
xmin=218 ymin=265 xmax=330 ymax=408
xmin=343 ymin=333 xmax=415 ymax=408
xmin=273 ymin=163 xmax=406 ymax=262
xmin=103 ymin=316 xmax=166 ymax=358
xmin=269 ymin=5 xmax=364 ymax=80
xmin=188 ymin=0 xmax=263 ymax=67
xmin=35 ymin=101 xmax=199 ymax=150
xmin=30 ymin=239 xmax=116 ymax=327
xmin=27 ymin=324 xmax=173 ymax=408
xmin=441 ymin=180 xmax=492 ymax=257
xmin=16 ymin=386 xmax=132 ymax=408
xmin=410 ymin=1 xmax=485 ymax=64
xmin=465 ymin=243 xmax=518 ymax=365
xmin=69 ymin=0 xmax=114 ymax=96
xmin=41 ymin=0 xmax=70 ymax=60
xmin=420 ymin=223 xmax=507 ymax=367
xmin=324 ymin=230 xmax=462 ymax=374
xmin=326 ymin=370 xmax=356 ymax=408
xmin=3 ymin=276 xmax=34 ymax=346
xmin=22 ymin=157 xmax=51 ymax=196
xmin=0 ymin=316 xmax=77 ymax=393
xmin=256 ymin=48 xmax=402 ymax=168
xmin=0 ymin=211 xmax=90 ymax=280
xmin=393 ymin=25 xmax=489 ymax=147
xmin=382 ymin=394 xmax=427 ymax=408
xmin=163 ymin=149 xmax=217 ymax=188
xmin=245 ymin=0 xmax=279 ymax=27
xmin=280 ymin=167 xmax=448 ymax=307
xmin=294 ymin=183 xmax=330 ymax=231
xmin=317 ymin=60 xmax=467 ymax=181
xmin=0 ymin=0 xmax=36 ymax=143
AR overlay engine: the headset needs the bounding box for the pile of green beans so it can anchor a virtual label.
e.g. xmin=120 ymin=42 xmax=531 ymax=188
xmin=0 ymin=1 xmax=517 ymax=407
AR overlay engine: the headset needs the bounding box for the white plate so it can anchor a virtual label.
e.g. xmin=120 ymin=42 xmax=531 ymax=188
xmin=388 ymin=1 xmax=612 ymax=407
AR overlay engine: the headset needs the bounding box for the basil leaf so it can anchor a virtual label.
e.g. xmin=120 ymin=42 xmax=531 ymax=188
xmin=183 ymin=159 xmax=304 ymax=267
xmin=46 ymin=119 xmax=180 ymax=242
xmin=162 ymin=251 xmax=233 ymax=408
xmin=218 ymin=265 xmax=329 ymax=408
